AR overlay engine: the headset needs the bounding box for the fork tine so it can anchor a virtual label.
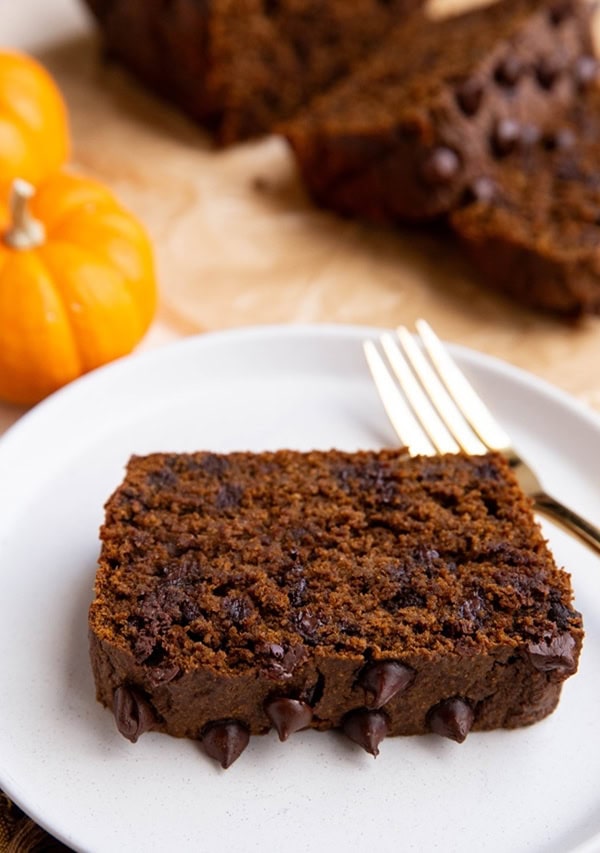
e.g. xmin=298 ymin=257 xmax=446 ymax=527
xmin=396 ymin=326 xmax=486 ymax=456
xmin=415 ymin=319 xmax=511 ymax=452
xmin=363 ymin=340 xmax=435 ymax=456
xmin=380 ymin=333 xmax=460 ymax=454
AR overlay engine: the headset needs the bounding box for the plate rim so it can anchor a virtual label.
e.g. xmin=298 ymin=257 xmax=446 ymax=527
xmin=2 ymin=322 xmax=600 ymax=463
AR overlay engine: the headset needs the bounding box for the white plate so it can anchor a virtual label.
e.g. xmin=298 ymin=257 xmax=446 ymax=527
xmin=1 ymin=325 xmax=600 ymax=853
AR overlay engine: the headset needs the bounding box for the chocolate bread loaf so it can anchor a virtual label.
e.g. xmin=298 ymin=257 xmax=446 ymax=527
xmin=89 ymin=449 xmax=583 ymax=767
xmin=82 ymin=0 xmax=423 ymax=145
xmin=450 ymin=99 xmax=600 ymax=316
xmin=282 ymin=0 xmax=595 ymax=222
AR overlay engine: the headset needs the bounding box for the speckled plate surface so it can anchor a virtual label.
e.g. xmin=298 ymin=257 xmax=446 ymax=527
xmin=0 ymin=325 xmax=599 ymax=853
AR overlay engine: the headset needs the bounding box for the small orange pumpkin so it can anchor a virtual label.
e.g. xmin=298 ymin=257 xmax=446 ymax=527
xmin=0 ymin=173 xmax=157 ymax=405
xmin=0 ymin=51 xmax=70 ymax=194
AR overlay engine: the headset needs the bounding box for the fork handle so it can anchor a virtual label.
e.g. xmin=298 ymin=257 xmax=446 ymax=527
xmin=534 ymin=491 xmax=600 ymax=555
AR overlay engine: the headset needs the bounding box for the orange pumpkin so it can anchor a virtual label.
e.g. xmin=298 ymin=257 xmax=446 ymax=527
xmin=0 ymin=173 xmax=157 ymax=405
xmin=0 ymin=51 xmax=70 ymax=194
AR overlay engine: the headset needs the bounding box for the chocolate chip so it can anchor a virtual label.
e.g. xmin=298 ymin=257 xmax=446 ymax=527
xmin=427 ymin=697 xmax=474 ymax=743
xmin=181 ymin=599 xmax=200 ymax=622
xmin=257 ymin=642 xmax=307 ymax=680
xmin=133 ymin=632 xmax=157 ymax=664
xmin=113 ymin=685 xmax=157 ymax=743
xmin=146 ymin=664 xmax=181 ymax=688
xmin=574 ymin=56 xmax=598 ymax=91
xmin=223 ymin=595 xmax=252 ymax=624
xmin=201 ymin=720 xmax=250 ymax=768
xmin=527 ymin=633 xmax=577 ymax=676
xmin=555 ymin=127 xmax=577 ymax=150
xmin=421 ymin=147 xmax=460 ymax=185
xmin=542 ymin=127 xmax=576 ymax=151
xmin=536 ymin=57 xmax=561 ymax=89
xmin=199 ymin=453 xmax=229 ymax=476
xmin=455 ymin=79 xmax=483 ymax=116
xmin=549 ymin=0 xmax=572 ymax=25
xmin=494 ymin=55 xmax=523 ymax=87
xmin=265 ymin=698 xmax=313 ymax=741
xmin=463 ymin=176 xmax=497 ymax=204
xmin=146 ymin=466 xmax=177 ymax=488
xmin=389 ymin=588 xmax=427 ymax=611
xmin=491 ymin=118 xmax=521 ymax=156
xmin=288 ymin=576 xmax=307 ymax=607
xmin=548 ymin=592 xmax=579 ymax=629
xmin=293 ymin=609 xmax=323 ymax=644
xmin=456 ymin=590 xmax=487 ymax=634
xmin=358 ymin=661 xmax=415 ymax=709
xmin=215 ymin=483 xmax=243 ymax=509
xmin=342 ymin=709 xmax=389 ymax=756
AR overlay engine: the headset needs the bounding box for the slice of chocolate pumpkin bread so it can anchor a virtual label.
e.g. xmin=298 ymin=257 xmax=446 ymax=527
xmin=89 ymin=448 xmax=582 ymax=767
xmin=282 ymin=0 xmax=595 ymax=222
xmin=82 ymin=0 xmax=424 ymax=145
xmin=450 ymin=97 xmax=600 ymax=316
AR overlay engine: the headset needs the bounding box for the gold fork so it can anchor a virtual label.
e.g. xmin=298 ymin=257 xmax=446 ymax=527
xmin=364 ymin=319 xmax=600 ymax=555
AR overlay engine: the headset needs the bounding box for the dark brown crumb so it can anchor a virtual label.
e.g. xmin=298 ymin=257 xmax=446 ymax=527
xmin=282 ymin=0 xmax=594 ymax=222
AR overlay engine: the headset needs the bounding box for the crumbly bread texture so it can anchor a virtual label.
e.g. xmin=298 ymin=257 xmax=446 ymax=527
xmin=282 ymin=0 xmax=595 ymax=222
xmin=89 ymin=449 xmax=583 ymax=767
xmin=82 ymin=0 xmax=423 ymax=145
xmin=450 ymin=96 xmax=600 ymax=316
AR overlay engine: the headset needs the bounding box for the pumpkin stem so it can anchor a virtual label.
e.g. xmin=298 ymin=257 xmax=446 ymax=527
xmin=4 ymin=179 xmax=46 ymax=250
